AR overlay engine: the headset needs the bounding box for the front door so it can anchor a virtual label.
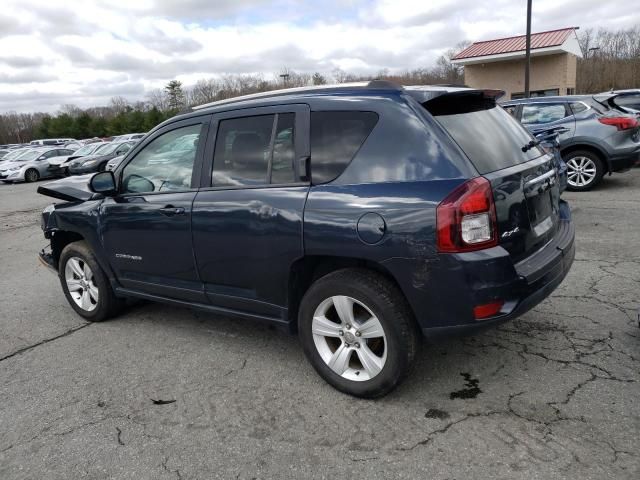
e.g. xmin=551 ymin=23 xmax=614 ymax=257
xmin=192 ymin=105 xmax=310 ymax=321
xmin=101 ymin=118 xmax=209 ymax=302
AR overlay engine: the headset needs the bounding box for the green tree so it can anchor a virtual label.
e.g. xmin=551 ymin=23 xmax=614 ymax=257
xmin=312 ymin=72 xmax=326 ymax=85
xmin=165 ymin=80 xmax=185 ymax=111
xmin=73 ymin=112 xmax=93 ymax=139
xmin=143 ymin=107 xmax=164 ymax=132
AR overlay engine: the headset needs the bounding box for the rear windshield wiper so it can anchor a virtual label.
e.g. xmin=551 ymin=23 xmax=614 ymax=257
xmin=521 ymin=139 xmax=540 ymax=152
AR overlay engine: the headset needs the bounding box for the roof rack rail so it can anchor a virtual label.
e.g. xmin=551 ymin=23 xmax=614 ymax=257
xmin=366 ymin=79 xmax=404 ymax=90
xmin=192 ymin=80 xmax=403 ymax=111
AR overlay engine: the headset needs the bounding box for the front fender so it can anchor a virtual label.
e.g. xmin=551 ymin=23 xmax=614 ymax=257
xmin=42 ymin=200 xmax=119 ymax=288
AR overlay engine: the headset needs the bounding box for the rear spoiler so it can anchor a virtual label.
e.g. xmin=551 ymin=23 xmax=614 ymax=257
xmin=592 ymin=91 xmax=640 ymax=111
xmin=407 ymin=89 xmax=506 ymax=116
xmin=405 ymin=87 xmax=504 ymax=105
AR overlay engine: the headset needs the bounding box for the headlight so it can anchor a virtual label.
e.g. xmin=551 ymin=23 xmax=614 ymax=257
xmin=83 ymin=159 xmax=98 ymax=166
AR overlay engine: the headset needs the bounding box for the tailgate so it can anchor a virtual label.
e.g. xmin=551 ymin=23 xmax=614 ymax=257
xmin=484 ymin=155 xmax=561 ymax=261
xmin=422 ymin=90 xmax=562 ymax=261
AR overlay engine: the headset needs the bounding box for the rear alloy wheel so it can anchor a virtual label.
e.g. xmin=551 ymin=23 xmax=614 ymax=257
xmin=299 ymin=269 xmax=418 ymax=398
xmin=312 ymin=295 xmax=387 ymax=382
xmin=564 ymin=151 xmax=603 ymax=191
xmin=24 ymin=168 xmax=40 ymax=183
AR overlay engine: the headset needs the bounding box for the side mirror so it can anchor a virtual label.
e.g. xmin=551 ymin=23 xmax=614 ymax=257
xmin=122 ymin=174 xmax=155 ymax=193
xmin=38 ymin=155 xmax=46 ymax=161
xmin=90 ymin=171 xmax=117 ymax=196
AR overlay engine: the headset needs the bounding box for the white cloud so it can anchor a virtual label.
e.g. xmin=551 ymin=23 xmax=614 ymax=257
xmin=0 ymin=0 xmax=638 ymax=112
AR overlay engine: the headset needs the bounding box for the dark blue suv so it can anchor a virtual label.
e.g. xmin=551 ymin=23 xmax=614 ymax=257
xmin=38 ymin=82 xmax=574 ymax=397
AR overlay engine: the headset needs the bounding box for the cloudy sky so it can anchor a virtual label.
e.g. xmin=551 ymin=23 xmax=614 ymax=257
xmin=0 ymin=0 xmax=638 ymax=113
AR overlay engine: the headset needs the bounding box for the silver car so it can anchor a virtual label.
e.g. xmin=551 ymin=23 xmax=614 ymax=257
xmin=0 ymin=147 xmax=75 ymax=183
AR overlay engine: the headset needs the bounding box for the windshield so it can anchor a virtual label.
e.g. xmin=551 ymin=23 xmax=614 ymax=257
xmin=95 ymin=143 xmax=119 ymax=155
xmin=15 ymin=150 xmax=45 ymax=162
xmin=433 ymin=105 xmax=544 ymax=174
xmin=3 ymin=149 xmax=29 ymax=161
xmin=74 ymin=144 xmax=99 ymax=156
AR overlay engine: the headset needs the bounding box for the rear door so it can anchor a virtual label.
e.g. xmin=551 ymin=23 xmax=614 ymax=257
xmin=520 ymin=102 xmax=576 ymax=140
xmin=191 ymin=104 xmax=310 ymax=320
xmin=425 ymin=92 xmax=561 ymax=262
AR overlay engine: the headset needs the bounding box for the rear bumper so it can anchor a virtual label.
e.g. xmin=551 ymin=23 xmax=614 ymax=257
xmin=387 ymin=201 xmax=575 ymax=340
xmin=608 ymin=145 xmax=640 ymax=172
xmin=423 ymin=228 xmax=574 ymax=339
xmin=47 ymin=165 xmax=68 ymax=177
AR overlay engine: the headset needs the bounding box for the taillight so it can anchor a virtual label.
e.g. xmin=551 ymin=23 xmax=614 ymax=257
xmin=436 ymin=177 xmax=498 ymax=253
xmin=598 ymin=116 xmax=639 ymax=131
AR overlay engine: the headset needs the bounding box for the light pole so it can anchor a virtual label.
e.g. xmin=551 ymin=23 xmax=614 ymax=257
xmin=524 ymin=0 xmax=532 ymax=98
xmin=279 ymin=73 xmax=290 ymax=87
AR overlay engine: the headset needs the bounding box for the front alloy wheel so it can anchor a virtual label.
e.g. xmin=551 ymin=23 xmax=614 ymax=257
xmin=58 ymin=240 xmax=123 ymax=321
xmin=65 ymin=257 xmax=99 ymax=311
xmin=312 ymin=295 xmax=387 ymax=381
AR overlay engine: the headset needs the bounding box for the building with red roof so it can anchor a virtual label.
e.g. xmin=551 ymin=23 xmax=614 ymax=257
xmin=452 ymin=27 xmax=582 ymax=99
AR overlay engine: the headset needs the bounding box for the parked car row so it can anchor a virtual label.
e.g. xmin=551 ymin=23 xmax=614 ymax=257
xmin=0 ymin=134 xmax=144 ymax=183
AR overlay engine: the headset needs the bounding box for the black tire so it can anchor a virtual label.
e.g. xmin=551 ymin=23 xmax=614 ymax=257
xmin=298 ymin=268 xmax=419 ymax=398
xmin=24 ymin=168 xmax=39 ymax=183
xmin=58 ymin=241 xmax=123 ymax=322
xmin=563 ymin=150 xmax=604 ymax=191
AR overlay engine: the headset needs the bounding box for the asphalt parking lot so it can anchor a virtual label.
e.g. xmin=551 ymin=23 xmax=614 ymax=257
xmin=1 ymin=173 xmax=639 ymax=479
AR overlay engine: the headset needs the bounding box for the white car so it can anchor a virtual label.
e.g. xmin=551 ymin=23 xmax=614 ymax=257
xmin=0 ymin=147 xmax=74 ymax=183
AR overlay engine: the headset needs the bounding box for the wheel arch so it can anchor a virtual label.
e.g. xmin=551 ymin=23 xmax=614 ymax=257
xmin=560 ymin=143 xmax=609 ymax=172
xmin=50 ymin=230 xmax=85 ymax=270
xmin=287 ymin=255 xmax=411 ymax=333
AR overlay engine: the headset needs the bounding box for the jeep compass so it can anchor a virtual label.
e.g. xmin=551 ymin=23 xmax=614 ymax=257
xmin=38 ymin=81 xmax=574 ymax=398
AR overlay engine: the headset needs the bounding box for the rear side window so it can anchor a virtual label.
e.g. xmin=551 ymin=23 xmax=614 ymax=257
xmin=212 ymin=115 xmax=274 ymax=187
xmin=212 ymin=113 xmax=298 ymax=187
xmin=570 ymin=102 xmax=588 ymax=114
xmin=433 ymin=105 xmax=543 ymax=174
xmin=521 ymin=103 xmax=568 ymax=125
xmin=310 ymin=111 xmax=378 ymax=184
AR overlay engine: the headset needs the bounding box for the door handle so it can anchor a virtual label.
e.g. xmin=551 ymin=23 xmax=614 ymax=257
xmin=159 ymin=206 xmax=185 ymax=216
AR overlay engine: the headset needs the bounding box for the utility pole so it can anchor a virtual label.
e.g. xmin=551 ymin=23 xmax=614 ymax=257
xmin=524 ymin=0 xmax=532 ymax=97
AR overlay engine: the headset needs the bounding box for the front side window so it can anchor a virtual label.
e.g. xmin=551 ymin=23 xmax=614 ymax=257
xmin=521 ymin=104 xmax=568 ymax=125
xmin=121 ymin=124 xmax=201 ymax=194
xmin=212 ymin=113 xmax=298 ymax=187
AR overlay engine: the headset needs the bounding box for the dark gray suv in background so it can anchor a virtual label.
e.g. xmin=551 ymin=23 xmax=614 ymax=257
xmin=502 ymin=95 xmax=640 ymax=190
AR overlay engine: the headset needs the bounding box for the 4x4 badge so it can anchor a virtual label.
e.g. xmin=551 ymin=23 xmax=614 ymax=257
xmin=501 ymin=227 xmax=520 ymax=239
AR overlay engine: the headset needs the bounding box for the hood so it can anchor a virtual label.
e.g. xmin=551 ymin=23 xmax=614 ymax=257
xmin=37 ymin=174 xmax=98 ymax=202
xmin=78 ymin=153 xmax=117 ymax=164
xmin=107 ymin=154 xmax=125 ymax=165
xmin=0 ymin=161 xmax=26 ymax=171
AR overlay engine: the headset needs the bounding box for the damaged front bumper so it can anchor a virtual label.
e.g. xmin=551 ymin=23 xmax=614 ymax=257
xmin=38 ymin=244 xmax=56 ymax=272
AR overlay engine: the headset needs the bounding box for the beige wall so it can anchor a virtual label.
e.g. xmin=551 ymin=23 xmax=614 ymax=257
xmin=463 ymin=53 xmax=578 ymax=99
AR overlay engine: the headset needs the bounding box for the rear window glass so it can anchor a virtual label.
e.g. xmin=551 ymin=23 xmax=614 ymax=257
xmin=432 ymin=105 xmax=543 ymax=174
xmin=310 ymin=111 xmax=378 ymax=184
xmin=614 ymin=95 xmax=640 ymax=111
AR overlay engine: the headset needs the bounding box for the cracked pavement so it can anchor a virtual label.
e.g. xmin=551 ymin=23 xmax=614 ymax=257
xmin=1 ymin=172 xmax=639 ymax=479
